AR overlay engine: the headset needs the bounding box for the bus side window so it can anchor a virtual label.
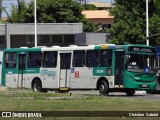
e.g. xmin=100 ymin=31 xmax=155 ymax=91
xmin=28 ymin=52 xmax=42 ymax=68
xmin=86 ymin=50 xmax=99 ymax=67
xmin=5 ymin=52 xmax=16 ymax=68
xmin=42 ymin=51 xmax=57 ymax=68
xmin=99 ymin=50 xmax=112 ymax=67
xmin=72 ymin=50 xmax=85 ymax=67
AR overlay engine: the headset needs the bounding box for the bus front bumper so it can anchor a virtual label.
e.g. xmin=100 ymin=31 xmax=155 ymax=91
xmin=124 ymin=79 xmax=156 ymax=90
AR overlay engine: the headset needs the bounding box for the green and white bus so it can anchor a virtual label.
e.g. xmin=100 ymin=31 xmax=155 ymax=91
xmin=0 ymin=44 xmax=157 ymax=96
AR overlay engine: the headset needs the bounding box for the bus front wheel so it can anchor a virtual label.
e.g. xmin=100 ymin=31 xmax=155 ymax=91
xmin=99 ymin=81 xmax=109 ymax=96
xmin=32 ymin=80 xmax=42 ymax=92
xmin=126 ymin=89 xmax=135 ymax=96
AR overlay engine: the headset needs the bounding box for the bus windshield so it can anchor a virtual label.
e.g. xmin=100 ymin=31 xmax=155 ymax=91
xmin=126 ymin=54 xmax=155 ymax=73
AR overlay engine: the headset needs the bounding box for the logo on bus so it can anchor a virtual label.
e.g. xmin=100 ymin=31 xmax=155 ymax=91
xmin=96 ymin=70 xmax=104 ymax=74
xmin=41 ymin=69 xmax=56 ymax=77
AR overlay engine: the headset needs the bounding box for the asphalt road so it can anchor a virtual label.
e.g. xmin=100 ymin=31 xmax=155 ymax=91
xmin=69 ymin=90 xmax=160 ymax=100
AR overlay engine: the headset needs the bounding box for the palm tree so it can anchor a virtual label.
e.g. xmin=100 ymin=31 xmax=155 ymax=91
xmin=10 ymin=0 xmax=28 ymax=22
xmin=0 ymin=0 xmax=28 ymax=22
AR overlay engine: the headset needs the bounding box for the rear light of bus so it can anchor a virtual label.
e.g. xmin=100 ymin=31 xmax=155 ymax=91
xmin=106 ymin=68 xmax=112 ymax=75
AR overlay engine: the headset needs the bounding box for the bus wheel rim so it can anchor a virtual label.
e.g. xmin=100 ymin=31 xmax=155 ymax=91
xmin=100 ymin=85 xmax=105 ymax=93
xmin=34 ymin=83 xmax=38 ymax=92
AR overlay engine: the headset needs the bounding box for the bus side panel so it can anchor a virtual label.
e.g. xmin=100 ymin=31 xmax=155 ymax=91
xmin=23 ymin=73 xmax=39 ymax=88
xmin=70 ymin=67 xmax=92 ymax=89
xmin=91 ymin=76 xmax=115 ymax=89
xmin=0 ymin=51 xmax=3 ymax=85
xmin=2 ymin=52 xmax=18 ymax=88
xmin=40 ymin=68 xmax=59 ymax=89
xmin=5 ymin=72 xmax=18 ymax=88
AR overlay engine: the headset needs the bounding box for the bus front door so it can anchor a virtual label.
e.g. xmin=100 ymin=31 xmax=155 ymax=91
xmin=59 ymin=53 xmax=71 ymax=88
xmin=18 ymin=54 xmax=26 ymax=88
xmin=115 ymin=51 xmax=125 ymax=87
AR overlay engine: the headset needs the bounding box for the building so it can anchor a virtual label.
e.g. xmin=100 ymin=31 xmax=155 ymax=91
xmin=82 ymin=10 xmax=114 ymax=31
xmin=0 ymin=1 xmax=110 ymax=49
xmin=89 ymin=2 xmax=113 ymax=10
xmin=0 ymin=23 xmax=108 ymax=49
xmin=82 ymin=2 xmax=114 ymax=31
xmin=0 ymin=23 xmax=82 ymax=49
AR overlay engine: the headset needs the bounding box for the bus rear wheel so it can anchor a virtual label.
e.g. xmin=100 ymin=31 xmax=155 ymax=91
xmin=32 ymin=80 xmax=42 ymax=92
xmin=99 ymin=81 xmax=109 ymax=96
xmin=126 ymin=89 xmax=135 ymax=96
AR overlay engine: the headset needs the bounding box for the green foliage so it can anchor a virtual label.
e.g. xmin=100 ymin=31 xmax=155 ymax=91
xmin=154 ymin=0 xmax=160 ymax=17
xmin=109 ymin=0 xmax=146 ymax=44
xmin=9 ymin=0 xmax=28 ymax=23
xmin=82 ymin=4 xmax=97 ymax=10
xmin=149 ymin=14 xmax=160 ymax=45
xmin=109 ymin=0 xmax=160 ymax=45
xmin=0 ymin=19 xmax=6 ymax=24
xmin=8 ymin=0 xmax=96 ymax=32
xmin=82 ymin=16 xmax=97 ymax=32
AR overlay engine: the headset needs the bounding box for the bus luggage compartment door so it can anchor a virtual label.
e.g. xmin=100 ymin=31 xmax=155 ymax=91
xmin=59 ymin=53 xmax=71 ymax=88
xmin=18 ymin=54 xmax=26 ymax=88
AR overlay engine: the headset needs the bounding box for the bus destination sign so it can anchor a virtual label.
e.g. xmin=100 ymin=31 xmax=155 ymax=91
xmin=128 ymin=46 xmax=155 ymax=53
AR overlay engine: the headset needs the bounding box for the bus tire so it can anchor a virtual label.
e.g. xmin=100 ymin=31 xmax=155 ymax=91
xmin=32 ymin=80 xmax=42 ymax=92
xmin=42 ymin=89 xmax=48 ymax=93
xmin=126 ymin=89 xmax=135 ymax=96
xmin=99 ymin=81 xmax=109 ymax=96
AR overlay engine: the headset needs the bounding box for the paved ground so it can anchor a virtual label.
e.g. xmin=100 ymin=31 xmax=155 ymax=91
xmin=69 ymin=90 xmax=160 ymax=100
xmin=1 ymin=86 xmax=160 ymax=100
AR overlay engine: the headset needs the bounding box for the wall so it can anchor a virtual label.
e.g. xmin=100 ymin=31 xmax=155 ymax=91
xmin=75 ymin=32 xmax=108 ymax=45
xmin=0 ymin=24 xmax=6 ymax=49
xmin=6 ymin=23 xmax=83 ymax=48
xmin=90 ymin=18 xmax=113 ymax=25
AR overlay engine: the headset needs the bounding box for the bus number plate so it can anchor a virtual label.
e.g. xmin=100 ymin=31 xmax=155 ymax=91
xmin=142 ymin=84 xmax=148 ymax=87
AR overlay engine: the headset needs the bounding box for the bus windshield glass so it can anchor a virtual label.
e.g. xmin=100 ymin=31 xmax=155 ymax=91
xmin=127 ymin=54 xmax=155 ymax=73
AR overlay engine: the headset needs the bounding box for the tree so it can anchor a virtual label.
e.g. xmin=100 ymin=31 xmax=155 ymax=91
xmin=76 ymin=0 xmax=89 ymax=5
xmin=82 ymin=4 xmax=97 ymax=10
xmin=154 ymin=0 xmax=160 ymax=16
xmin=149 ymin=14 xmax=160 ymax=45
xmin=109 ymin=0 xmax=159 ymax=45
xmin=9 ymin=0 xmax=28 ymax=23
xmin=8 ymin=0 xmax=96 ymax=32
xmin=148 ymin=0 xmax=160 ymax=45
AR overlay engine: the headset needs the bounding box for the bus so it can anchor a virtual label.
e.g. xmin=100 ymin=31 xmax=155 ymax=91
xmin=1 ymin=44 xmax=157 ymax=96
xmin=0 ymin=51 xmax=3 ymax=85
xmin=154 ymin=46 xmax=160 ymax=92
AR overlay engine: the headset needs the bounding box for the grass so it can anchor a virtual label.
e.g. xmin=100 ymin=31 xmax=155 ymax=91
xmin=0 ymin=88 xmax=160 ymax=120
xmin=0 ymin=88 xmax=70 ymax=98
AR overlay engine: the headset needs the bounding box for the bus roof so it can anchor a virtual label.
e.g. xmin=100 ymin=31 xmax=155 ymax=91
xmin=3 ymin=44 xmax=155 ymax=53
xmin=3 ymin=47 xmax=41 ymax=52
xmin=3 ymin=44 xmax=116 ymax=52
xmin=116 ymin=44 xmax=155 ymax=48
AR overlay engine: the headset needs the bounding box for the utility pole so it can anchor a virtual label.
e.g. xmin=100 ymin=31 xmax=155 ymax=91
xmin=146 ymin=0 xmax=149 ymax=46
xmin=34 ymin=0 xmax=37 ymax=47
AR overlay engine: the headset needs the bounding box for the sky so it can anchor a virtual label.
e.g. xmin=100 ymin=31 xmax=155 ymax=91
xmin=1 ymin=0 xmax=114 ymax=17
